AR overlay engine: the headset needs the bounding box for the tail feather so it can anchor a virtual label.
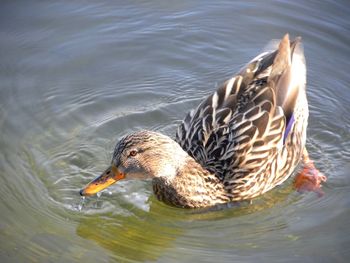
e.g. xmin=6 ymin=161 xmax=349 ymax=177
xmin=269 ymin=34 xmax=291 ymax=80
xmin=268 ymin=34 xmax=305 ymax=122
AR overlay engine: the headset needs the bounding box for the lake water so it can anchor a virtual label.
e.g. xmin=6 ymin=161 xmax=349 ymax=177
xmin=1 ymin=1 xmax=349 ymax=262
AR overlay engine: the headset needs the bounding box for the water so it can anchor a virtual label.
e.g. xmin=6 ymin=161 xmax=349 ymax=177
xmin=1 ymin=1 xmax=349 ymax=262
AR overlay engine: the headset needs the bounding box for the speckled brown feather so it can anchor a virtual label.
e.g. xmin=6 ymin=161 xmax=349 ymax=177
xmin=175 ymin=34 xmax=307 ymax=204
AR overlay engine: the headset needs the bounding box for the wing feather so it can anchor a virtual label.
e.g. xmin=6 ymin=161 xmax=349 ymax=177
xmin=175 ymin=34 xmax=306 ymax=198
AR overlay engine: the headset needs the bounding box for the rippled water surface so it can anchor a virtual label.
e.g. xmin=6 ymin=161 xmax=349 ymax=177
xmin=1 ymin=1 xmax=350 ymax=262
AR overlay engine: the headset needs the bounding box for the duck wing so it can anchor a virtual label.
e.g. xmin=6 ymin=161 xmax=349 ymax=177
xmin=176 ymin=35 xmax=305 ymax=191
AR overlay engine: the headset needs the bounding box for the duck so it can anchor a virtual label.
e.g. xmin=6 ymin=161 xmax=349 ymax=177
xmin=80 ymin=34 xmax=326 ymax=208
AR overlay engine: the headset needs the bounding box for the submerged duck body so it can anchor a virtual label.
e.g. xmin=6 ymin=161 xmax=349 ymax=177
xmin=80 ymin=34 xmax=312 ymax=208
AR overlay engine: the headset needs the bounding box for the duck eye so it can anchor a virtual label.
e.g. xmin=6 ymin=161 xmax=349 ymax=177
xmin=129 ymin=150 xmax=137 ymax=157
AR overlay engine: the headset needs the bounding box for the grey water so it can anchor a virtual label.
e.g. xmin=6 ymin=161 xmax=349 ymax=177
xmin=1 ymin=1 xmax=349 ymax=262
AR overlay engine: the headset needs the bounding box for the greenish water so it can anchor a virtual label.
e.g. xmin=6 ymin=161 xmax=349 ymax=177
xmin=1 ymin=1 xmax=350 ymax=262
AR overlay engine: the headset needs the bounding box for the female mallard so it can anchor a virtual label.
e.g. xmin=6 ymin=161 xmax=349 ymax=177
xmin=80 ymin=34 xmax=326 ymax=208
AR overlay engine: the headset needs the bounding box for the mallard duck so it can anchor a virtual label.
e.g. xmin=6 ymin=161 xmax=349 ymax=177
xmin=80 ymin=34 xmax=326 ymax=208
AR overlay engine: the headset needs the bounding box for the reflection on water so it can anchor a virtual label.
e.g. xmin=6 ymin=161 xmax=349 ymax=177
xmin=1 ymin=0 xmax=350 ymax=262
xmin=76 ymin=182 xmax=298 ymax=262
xmin=77 ymin=204 xmax=181 ymax=262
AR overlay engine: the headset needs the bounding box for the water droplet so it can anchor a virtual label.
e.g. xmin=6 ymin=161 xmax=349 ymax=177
xmin=78 ymin=196 xmax=86 ymax=211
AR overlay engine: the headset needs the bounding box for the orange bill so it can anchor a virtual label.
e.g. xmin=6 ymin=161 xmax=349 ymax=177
xmin=80 ymin=165 xmax=125 ymax=196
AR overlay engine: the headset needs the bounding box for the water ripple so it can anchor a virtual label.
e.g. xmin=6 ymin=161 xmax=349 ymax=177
xmin=1 ymin=0 xmax=350 ymax=262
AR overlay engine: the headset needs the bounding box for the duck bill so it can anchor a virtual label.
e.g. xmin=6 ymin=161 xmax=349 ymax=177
xmin=79 ymin=165 xmax=125 ymax=196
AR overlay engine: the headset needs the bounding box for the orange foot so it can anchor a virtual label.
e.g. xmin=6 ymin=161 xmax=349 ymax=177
xmin=294 ymin=161 xmax=327 ymax=197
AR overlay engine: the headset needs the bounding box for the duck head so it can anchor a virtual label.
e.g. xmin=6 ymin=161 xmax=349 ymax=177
xmin=79 ymin=130 xmax=188 ymax=196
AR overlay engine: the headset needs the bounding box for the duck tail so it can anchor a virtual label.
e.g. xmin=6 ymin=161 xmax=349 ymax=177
xmin=269 ymin=34 xmax=292 ymax=80
xmin=269 ymin=34 xmax=305 ymax=122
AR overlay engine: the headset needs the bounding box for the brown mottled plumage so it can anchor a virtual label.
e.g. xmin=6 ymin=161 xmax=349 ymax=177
xmin=80 ymin=34 xmax=310 ymax=208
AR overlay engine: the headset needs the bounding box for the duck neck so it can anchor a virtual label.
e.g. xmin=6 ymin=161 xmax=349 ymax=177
xmin=152 ymin=155 xmax=230 ymax=208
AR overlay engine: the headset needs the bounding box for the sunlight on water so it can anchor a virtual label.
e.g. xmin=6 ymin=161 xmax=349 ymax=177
xmin=0 ymin=0 xmax=349 ymax=262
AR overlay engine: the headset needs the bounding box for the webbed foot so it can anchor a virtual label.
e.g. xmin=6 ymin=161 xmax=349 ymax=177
xmin=294 ymin=149 xmax=327 ymax=197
